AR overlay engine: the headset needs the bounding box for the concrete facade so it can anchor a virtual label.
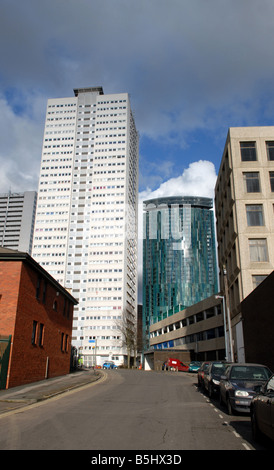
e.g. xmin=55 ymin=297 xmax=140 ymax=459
xmin=0 ymin=191 xmax=37 ymax=254
xmin=149 ymin=295 xmax=225 ymax=363
xmin=32 ymin=87 xmax=139 ymax=367
xmin=215 ymin=126 xmax=274 ymax=361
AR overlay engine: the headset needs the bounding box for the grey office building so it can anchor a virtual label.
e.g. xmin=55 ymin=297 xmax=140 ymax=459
xmin=0 ymin=191 xmax=37 ymax=254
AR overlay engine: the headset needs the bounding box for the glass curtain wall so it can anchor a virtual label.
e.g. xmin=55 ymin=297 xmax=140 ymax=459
xmin=142 ymin=196 xmax=218 ymax=345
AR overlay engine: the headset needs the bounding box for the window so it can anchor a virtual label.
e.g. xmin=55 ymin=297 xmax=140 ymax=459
xmin=249 ymin=239 xmax=268 ymax=262
xmin=240 ymin=142 xmax=257 ymax=161
xmin=246 ymin=204 xmax=264 ymax=226
xmin=270 ymin=172 xmax=274 ymax=192
xmin=31 ymin=321 xmax=38 ymax=345
xmin=243 ymin=172 xmax=260 ymax=193
xmin=38 ymin=323 xmax=44 ymax=347
xmin=60 ymin=333 xmax=68 ymax=352
xmin=36 ymin=277 xmax=42 ymax=300
xmin=42 ymin=282 xmax=47 ymax=304
xmin=61 ymin=332 xmax=64 ymax=351
xmin=266 ymin=141 xmax=274 ymax=161
xmin=252 ymin=275 xmax=267 ymax=289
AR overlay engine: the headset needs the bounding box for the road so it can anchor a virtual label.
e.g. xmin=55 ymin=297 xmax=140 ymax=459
xmin=0 ymin=369 xmax=271 ymax=451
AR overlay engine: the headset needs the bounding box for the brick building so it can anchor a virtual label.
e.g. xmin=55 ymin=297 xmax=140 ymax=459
xmin=0 ymin=248 xmax=77 ymax=389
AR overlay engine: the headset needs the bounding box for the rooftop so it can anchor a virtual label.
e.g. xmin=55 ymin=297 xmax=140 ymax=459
xmin=0 ymin=248 xmax=78 ymax=305
xmin=143 ymin=195 xmax=213 ymax=209
xmin=73 ymin=87 xmax=104 ymax=96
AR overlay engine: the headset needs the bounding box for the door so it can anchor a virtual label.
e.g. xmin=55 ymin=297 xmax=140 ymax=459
xmin=0 ymin=335 xmax=12 ymax=389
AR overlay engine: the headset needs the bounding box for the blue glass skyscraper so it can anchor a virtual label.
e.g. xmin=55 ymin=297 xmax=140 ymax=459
xmin=142 ymin=196 xmax=218 ymax=344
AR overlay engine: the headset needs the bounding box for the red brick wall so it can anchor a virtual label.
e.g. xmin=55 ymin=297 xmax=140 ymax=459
xmin=0 ymin=260 xmax=74 ymax=388
xmin=0 ymin=261 xmax=21 ymax=338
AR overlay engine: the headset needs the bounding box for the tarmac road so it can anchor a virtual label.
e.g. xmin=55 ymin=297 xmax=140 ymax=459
xmin=0 ymin=368 xmax=265 ymax=451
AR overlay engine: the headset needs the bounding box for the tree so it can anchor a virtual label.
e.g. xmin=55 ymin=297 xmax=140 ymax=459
xmin=116 ymin=308 xmax=137 ymax=368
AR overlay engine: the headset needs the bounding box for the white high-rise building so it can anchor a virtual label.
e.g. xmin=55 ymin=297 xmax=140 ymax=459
xmin=32 ymin=87 xmax=139 ymax=366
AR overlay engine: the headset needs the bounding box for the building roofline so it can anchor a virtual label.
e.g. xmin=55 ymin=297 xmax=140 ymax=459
xmin=0 ymin=248 xmax=78 ymax=305
xmin=143 ymin=195 xmax=213 ymax=209
xmin=149 ymin=293 xmax=222 ymax=331
xmin=73 ymin=87 xmax=104 ymax=96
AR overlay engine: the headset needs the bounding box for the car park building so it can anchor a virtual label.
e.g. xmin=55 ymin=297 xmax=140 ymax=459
xmin=145 ymin=295 xmax=224 ymax=370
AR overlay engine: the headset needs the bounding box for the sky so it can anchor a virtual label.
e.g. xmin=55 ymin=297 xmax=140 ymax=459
xmin=1 ymin=0 xmax=274 ymax=202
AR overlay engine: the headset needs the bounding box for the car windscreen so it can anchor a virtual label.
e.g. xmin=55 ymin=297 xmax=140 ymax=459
xmin=212 ymin=363 xmax=226 ymax=374
xmin=230 ymin=366 xmax=271 ymax=381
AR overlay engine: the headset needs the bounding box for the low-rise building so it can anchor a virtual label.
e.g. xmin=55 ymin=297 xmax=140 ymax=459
xmin=0 ymin=248 xmax=77 ymax=389
xmin=148 ymin=295 xmax=225 ymax=369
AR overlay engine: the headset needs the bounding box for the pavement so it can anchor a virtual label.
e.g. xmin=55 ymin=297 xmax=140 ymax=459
xmin=0 ymin=368 xmax=104 ymax=416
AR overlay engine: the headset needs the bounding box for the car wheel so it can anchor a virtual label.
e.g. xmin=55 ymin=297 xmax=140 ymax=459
xmin=219 ymin=392 xmax=223 ymax=406
xmin=208 ymin=383 xmax=213 ymax=398
xmin=227 ymin=397 xmax=234 ymax=415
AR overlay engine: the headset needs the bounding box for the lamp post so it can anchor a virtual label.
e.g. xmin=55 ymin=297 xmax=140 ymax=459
xmin=215 ymin=294 xmax=229 ymax=361
xmin=215 ymin=292 xmax=234 ymax=362
xmin=223 ymin=265 xmax=234 ymax=362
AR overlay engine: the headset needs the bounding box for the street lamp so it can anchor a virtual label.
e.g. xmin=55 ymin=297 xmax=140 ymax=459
xmin=222 ymin=265 xmax=234 ymax=363
xmin=215 ymin=294 xmax=228 ymax=361
xmin=215 ymin=294 xmax=234 ymax=362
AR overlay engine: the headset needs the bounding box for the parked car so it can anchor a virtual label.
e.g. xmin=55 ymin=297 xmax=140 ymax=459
xmin=219 ymin=363 xmax=272 ymax=415
xmin=188 ymin=361 xmax=202 ymax=373
xmin=250 ymin=374 xmax=274 ymax=442
xmin=102 ymin=361 xmax=118 ymax=369
xmin=162 ymin=358 xmax=189 ymax=372
xmin=203 ymin=361 xmax=228 ymax=397
xmin=197 ymin=361 xmax=211 ymax=389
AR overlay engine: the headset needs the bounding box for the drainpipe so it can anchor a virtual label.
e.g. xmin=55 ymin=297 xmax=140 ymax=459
xmin=45 ymin=357 xmax=49 ymax=379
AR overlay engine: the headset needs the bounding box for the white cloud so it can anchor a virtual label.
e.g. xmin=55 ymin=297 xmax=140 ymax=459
xmin=0 ymin=95 xmax=43 ymax=193
xmin=139 ymin=160 xmax=217 ymax=203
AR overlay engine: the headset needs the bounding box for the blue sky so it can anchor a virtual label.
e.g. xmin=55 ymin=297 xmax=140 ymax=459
xmin=1 ymin=0 xmax=274 ymax=201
